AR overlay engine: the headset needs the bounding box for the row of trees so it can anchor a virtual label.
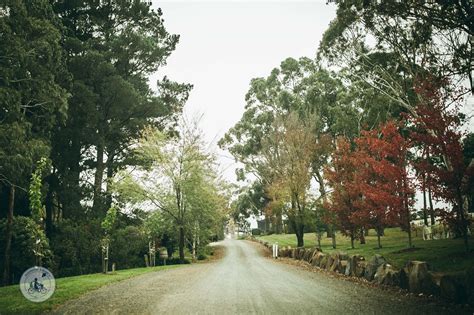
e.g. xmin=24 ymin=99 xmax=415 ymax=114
xmin=113 ymin=120 xmax=229 ymax=263
xmin=0 ymin=1 xmax=226 ymax=285
xmin=221 ymin=1 xmax=473 ymax=250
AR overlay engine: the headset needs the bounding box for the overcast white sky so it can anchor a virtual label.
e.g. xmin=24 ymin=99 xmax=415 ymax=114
xmin=149 ymin=0 xmax=336 ymax=182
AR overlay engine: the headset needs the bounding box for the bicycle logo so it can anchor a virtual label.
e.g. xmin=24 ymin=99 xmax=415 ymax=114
xmin=20 ymin=266 xmax=55 ymax=302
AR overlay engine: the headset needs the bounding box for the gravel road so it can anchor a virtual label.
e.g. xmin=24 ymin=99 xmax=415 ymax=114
xmin=52 ymin=239 xmax=469 ymax=315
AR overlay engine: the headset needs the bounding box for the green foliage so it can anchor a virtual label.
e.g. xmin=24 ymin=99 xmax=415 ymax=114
xmin=251 ymin=228 xmax=262 ymax=236
xmin=28 ymin=157 xmax=48 ymax=225
xmin=113 ymin=121 xmax=229 ymax=262
xmin=0 ymin=0 xmax=67 ymax=188
xmin=50 ymin=219 xmax=102 ymax=277
xmin=109 ymin=226 xmax=148 ymax=270
xmin=101 ymin=207 xmax=118 ymax=235
xmin=0 ymin=216 xmax=53 ymax=283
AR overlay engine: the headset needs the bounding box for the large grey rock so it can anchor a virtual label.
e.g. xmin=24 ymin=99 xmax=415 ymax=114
xmin=320 ymin=255 xmax=329 ymax=269
xmin=290 ymin=248 xmax=296 ymax=258
xmin=308 ymin=249 xmax=320 ymax=264
xmin=439 ymin=268 xmax=474 ymax=305
xmin=303 ymin=249 xmax=313 ymax=262
xmin=405 ymin=261 xmax=438 ymax=295
xmin=339 ymin=260 xmax=348 ymax=274
xmin=295 ymin=247 xmax=305 ymax=260
xmin=439 ymin=273 xmax=467 ymax=303
xmin=374 ymin=263 xmax=401 ymax=286
xmin=364 ymin=254 xmax=387 ymax=281
xmin=355 ymin=260 xmax=367 ymax=278
xmin=328 ymin=252 xmax=347 ymax=273
xmin=345 ymin=255 xmax=365 ymax=276
xmin=312 ymin=252 xmax=326 ymax=267
xmin=326 ymin=254 xmax=335 ymax=271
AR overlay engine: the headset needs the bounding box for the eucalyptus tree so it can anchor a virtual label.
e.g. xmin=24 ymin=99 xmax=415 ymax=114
xmin=261 ymin=114 xmax=316 ymax=247
xmin=220 ymin=57 xmax=351 ymax=245
xmin=320 ymin=0 xmax=472 ymax=111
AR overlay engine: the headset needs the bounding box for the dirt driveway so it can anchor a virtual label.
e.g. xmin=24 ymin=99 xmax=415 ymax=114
xmin=51 ymin=239 xmax=468 ymax=314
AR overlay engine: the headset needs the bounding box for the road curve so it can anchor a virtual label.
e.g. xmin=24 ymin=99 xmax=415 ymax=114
xmin=52 ymin=239 xmax=466 ymax=315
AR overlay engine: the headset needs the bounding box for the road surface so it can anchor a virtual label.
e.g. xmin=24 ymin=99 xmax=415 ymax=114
xmin=52 ymin=239 xmax=466 ymax=314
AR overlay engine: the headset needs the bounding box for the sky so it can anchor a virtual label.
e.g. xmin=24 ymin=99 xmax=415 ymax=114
xmin=149 ymin=0 xmax=337 ymax=182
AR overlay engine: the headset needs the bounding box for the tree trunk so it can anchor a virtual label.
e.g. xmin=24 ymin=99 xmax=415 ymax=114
xmin=350 ymin=234 xmax=355 ymax=249
xmin=422 ymin=173 xmax=428 ymax=225
xmin=326 ymin=225 xmax=333 ymax=238
xmin=428 ymin=182 xmax=435 ymax=225
xmin=178 ymin=225 xmax=185 ymax=263
xmin=426 ymin=150 xmax=436 ymax=226
xmin=403 ymin=164 xmax=413 ymax=248
xmin=316 ymin=230 xmax=322 ymax=248
xmin=3 ymin=186 xmax=15 ymax=286
xmin=61 ymin=136 xmax=82 ymax=219
xmin=360 ymin=228 xmax=366 ymax=244
xmin=331 ymin=228 xmax=336 ymax=249
xmin=376 ymin=227 xmax=382 ymax=249
xmin=93 ymin=139 xmax=105 ymax=214
xmin=296 ymin=226 xmax=304 ymax=247
xmin=104 ymin=150 xmax=115 ymax=210
xmin=45 ymin=174 xmax=58 ymax=238
xmin=192 ymin=226 xmax=196 ymax=262
xmin=456 ymin=191 xmax=469 ymax=252
xmin=276 ymin=212 xmax=282 ymax=234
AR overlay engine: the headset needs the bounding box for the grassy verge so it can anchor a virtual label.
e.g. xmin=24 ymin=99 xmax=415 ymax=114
xmin=0 ymin=265 xmax=180 ymax=314
xmin=256 ymin=227 xmax=474 ymax=273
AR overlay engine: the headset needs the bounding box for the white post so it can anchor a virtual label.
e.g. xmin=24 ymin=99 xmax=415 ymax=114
xmin=272 ymin=243 xmax=279 ymax=259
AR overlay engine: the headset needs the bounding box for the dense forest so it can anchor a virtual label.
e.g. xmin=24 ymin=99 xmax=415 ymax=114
xmin=221 ymin=0 xmax=473 ymax=250
xmin=0 ymin=1 xmax=228 ymax=285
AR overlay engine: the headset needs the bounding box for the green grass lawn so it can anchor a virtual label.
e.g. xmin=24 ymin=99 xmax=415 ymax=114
xmin=0 ymin=265 xmax=180 ymax=314
xmin=257 ymin=228 xmax=474 ymax=273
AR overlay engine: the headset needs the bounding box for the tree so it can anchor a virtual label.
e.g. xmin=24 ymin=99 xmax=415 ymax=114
xmin=49 ymin=1 xmax=191 ymax=220
xmin=325 ymin=138 xmax=361 ymax=249
xmin=0 ymin=0 xmax=68 ymax=285
xmin=262 ymin=114 xmax=316 ymax=247
xmin=350 ymin=121 xmax=414 ymax=249
xmin=220 ymin=58 xmax=350 ymax=245
xmin=101 ymin=207 xmax=117 ymax=273
xmin=409 ymin=77 xmax=472 ymax=251
xmin=113 ymin=119 xmax=226 ymax=263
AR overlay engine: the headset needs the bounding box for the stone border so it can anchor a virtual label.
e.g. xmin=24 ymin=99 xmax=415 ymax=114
xmin=250 ymin=237 xmax=474 ymax=306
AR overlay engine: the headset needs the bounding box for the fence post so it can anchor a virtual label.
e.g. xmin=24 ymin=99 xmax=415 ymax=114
xmin=272 ymin=243 xmax=279 ymax=259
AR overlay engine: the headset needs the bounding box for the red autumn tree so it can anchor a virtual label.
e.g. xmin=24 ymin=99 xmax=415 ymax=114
xmin=324 ymin=137 xmax=362 ymax=249
xmin=409 ymin=76 xmax=472 ymax=252
xmin=352 ymin=121 xmax=415 ymax=248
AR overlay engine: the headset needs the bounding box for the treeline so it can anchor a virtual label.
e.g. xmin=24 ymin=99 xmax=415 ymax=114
xmin=0 ymin=1 xmax=225 ymax=285
xmin=221 ymin=1 xmax=473 ymax=250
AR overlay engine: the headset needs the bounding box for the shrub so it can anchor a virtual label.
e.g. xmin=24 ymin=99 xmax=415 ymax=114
xmin=0 ymin=216 xmax=53 ymax=284
xmin=50 ymin=219 xmax=102 ymax=277
xmin=109 ymin=226 xmax=148 ymax=269
xmin=251 ymin=228 xmax=262 ymax=236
